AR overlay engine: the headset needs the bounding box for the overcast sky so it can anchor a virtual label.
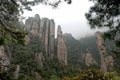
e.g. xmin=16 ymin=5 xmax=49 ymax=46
xmin=23 ymin=0 xmax=106 ymax=39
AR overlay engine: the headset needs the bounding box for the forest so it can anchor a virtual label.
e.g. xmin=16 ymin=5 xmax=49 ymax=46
xmin=0 ymin=0 xmax=120 ymax=80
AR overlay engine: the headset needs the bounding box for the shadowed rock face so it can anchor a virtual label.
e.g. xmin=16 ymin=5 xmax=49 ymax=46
xmin=49 ymin=20 xmax=55 ymax=58
xmin=0 ymin=46 xmax=10 ymax=71
xmin=57 ymin=25 xmax=67 ymax=66
xmin=85 ymin=53 xmax=97 ymax=66
xmin=96 ymin=31 xmax=107 ymax=72
xmin=25 ymin=15 xmax=55 ymax=59
xmin=25 ymin=17 xmax=34 ymax=32
xmin=31 ymin=14 xmax=40 ymax=36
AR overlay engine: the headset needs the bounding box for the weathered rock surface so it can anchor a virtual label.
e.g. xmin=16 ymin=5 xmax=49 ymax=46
xmin=36 ymin=52 xmax=43 ymax=67
xmin=24 ymin=17 xmax=34 ymax=32
xmin=105 ymin=55 xmax=114 ymax=71
xmin=25 ymin=16 xmax=55 ymax=59
xmin=85 ymin=53 xmax=97 ymax=66
xmin=96 ymin=31 xmax=107 ymax=72
xmin=49 ymin=20 xmax=55 ymax=58
xmin=0 ymin=46 xmax=10 ymax=71
xmin=35 ymin=72 xmax=42 ymax=80
xmin=44 ymin=18 xmax=49 ymax=57
xmin=14 ymin=65 xmax=20 ymax=80
xmin=57 ymin=25 xmax=67 ymax=66
xmin=24 ymin=14 xmax=67 ymax=66
xmin=31 ymin=14 xmax=40 ymax=36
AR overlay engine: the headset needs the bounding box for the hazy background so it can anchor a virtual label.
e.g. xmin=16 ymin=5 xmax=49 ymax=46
xmin=23 ymin=0 xmax=107 ymax=39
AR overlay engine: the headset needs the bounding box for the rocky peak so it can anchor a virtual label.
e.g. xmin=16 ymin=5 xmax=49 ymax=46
xmin=25 ymin=17 xmax=34 ymax=32
xmin=34 ymin=14 xmax=40 ymax=21
xmin=57 ymin=25 xmax=67 ymax=66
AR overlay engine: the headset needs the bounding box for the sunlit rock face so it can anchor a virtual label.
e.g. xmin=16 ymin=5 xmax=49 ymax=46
xmin=96 ymin=31 xmax=107 ymax=72
xmin=85 ymin=53 xmax=97 ymax=66
xmin=57 ymin=25 xmax=67 ymax=66
xmin=0 ymin=46 xmax=10 ymax=71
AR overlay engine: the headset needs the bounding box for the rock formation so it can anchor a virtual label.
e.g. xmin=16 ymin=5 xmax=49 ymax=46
xmin=14 ymin=65 xmax=20 ymax=80
xmin=49 ymin=20 xmax=55 ymax=58
xmin=105 ymin=55 xmax=114 ymax=71
xmin=96 ymin=31 xmax=107 ymax=72
xmin=0 ymin=46 xmax=10 ymax=71
xmin=35 ymin=72 xmax=42 ymax=80
xmin=57 ymin=25 xmax=67 ymax=66
xmin=25 ymin=15 xmax=55 ymax=59
xmin=85 ymin=52 xmax=97 ymax=66
xmin=31 ymin=14 xmax=40 ymax=36
xmin=24 ymin=17 xmax=34 ymax=32
xmin=24 ymin=14 xmax=67 ymax=66
xmin=36 ymin=52 xmax=43 ymax=67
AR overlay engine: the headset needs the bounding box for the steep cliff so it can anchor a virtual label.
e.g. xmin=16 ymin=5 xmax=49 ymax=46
xmin=57 ymin=25 xmax=67 ymax=66
xmin=24 ymin=14 xmax=67 ymax=65
xmin=25 ymin=15 xmax=55 ymax=59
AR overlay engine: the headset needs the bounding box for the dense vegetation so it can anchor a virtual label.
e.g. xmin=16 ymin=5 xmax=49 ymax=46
xmin=64 ymin=33 xmax=120 ymax=74
xmin=3 ymin=35 xmax=81 ymax=80
xmin=0 ymin=0 xmax=120 ymax=79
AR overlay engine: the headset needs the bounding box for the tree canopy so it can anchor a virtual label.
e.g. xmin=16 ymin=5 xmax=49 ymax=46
xmin=85 ymin=0 xmax=120 ymax=47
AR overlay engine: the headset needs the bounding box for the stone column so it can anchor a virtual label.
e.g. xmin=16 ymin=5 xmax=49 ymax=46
xmin=44 ymin=18 xmax=50 ymax=57
xmin=14 ymin=65 xmax=20 ymax=80
xmin=57 ymin=25 xmax=67 ymax=66
xmin=49 ymin=20 xmax=55 ymax=58
xmin=96 ymin=31 xmax=107 ymax=72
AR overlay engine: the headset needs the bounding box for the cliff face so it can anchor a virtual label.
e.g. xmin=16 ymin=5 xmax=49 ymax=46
xmin=96 ymin=31 xmax=107 ymax=72
xmin=57 ymin=25 xmax=67 ymax=66
xmin=84 ymin=53 xmax=97 ymax=66
xmin=25 ymin=15 xmax=55 ymax=59
xmin=25 ymin=14 xmax=67 ymax=66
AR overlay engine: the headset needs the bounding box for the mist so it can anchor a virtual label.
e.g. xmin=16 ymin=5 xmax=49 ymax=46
xmin=23 ymin=0 xmax=107 ymax=39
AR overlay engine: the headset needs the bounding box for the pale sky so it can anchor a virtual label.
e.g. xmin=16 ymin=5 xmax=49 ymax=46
xmin=23 ymin=0 xmax=107 ymax=39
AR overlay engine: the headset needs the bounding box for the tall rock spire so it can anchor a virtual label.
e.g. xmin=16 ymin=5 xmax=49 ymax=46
xmin=49 ymin=20 xmax=55 ymax=58
xmin=57 ymin=25 xmax=67 ymax=66
xmin=24 ymin=17 xmax=34 ymax=32
xmin=44 ymin=18 xmax=49 ymax=57
xmin=31 ymin=14 xmax=40 ymax=36
xmin=96 ymin=31 xmax=107 ymax=72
